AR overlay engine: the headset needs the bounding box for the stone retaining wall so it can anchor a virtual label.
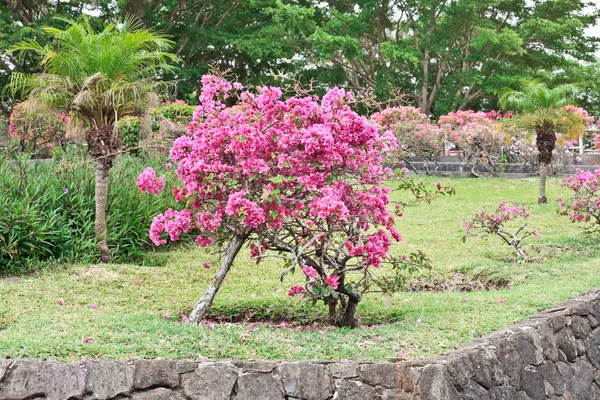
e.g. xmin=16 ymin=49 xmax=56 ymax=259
xmin=2 ymin=288 xmax=600 ymax=400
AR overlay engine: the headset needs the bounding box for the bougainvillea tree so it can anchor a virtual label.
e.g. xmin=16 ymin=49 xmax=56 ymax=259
xmin=9 ymin=101 xmax=72 ymax=157
xmin=371 ymin=106 xmax=443 ymax=174
xmin=438 ymin=110 xmax=505 ymax=176
xmin=558 ymin=169 xmax=600 ymax=231
xmin=139 ymin=75 xmax=402 ymax=327
xmin=463 ymin=201 xmax=540 ymax=262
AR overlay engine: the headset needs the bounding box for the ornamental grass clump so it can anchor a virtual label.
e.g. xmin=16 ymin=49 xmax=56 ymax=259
xmin=463 ymin=201 xmax=540 ymax=262
xmin=139 ymin=75 xmax=405 ymax=327
xmin=558 ymin=169 xmax=600 ymax=231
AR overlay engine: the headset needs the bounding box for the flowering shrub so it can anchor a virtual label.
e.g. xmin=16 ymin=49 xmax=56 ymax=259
xmin=371 ymin=106 xmax=443 ymax=174
xmin=463 ymin=201 xmax=540 ymax=261
xmin=9 ymin=102 xmax=74 ymax=157
xmin=140 ymin=75 xmax=402 ymax=327
xmin=558 ymin=169 xmax=600 ymax=230
xmin=439 ymin=110 xmax=505 ymax=176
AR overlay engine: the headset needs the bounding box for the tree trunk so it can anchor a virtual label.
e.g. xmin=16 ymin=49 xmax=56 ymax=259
xmin=341 ymin=294 xmax=360 ymax=328
xmin=86 ymin=125 xmax=119 ymax=263
xmin=94 ymin=158 xmax=112 ymax=263
xmin=536 ymin=127 xmax=556 ymax=204
xmin=188 ymin=233 xmax=248 ymax=324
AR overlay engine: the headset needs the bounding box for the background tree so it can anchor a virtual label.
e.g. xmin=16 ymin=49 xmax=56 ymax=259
xmin=263 ymin=0 xmax=599 ymax=116
xmin=498 ymin=80 xmax=589 ymax=204
xmin=7 ymin=16 xmax=176 ymax=262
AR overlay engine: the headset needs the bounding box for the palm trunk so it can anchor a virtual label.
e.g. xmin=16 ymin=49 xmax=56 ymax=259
xmin=536 ymin=127 xmax=556 ymax=204
xmin=86 ymin=124 xmax=120 ymax=263
xmin=538 ymin=162 xmax=549 ymax=204
xmin=94 ymin=158 xmax=111 ymax=263
xmin=188 ymin=233 xmax=248 ymax=324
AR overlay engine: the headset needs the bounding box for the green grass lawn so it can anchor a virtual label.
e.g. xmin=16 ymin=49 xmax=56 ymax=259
xmin=1 ymin=176 xmax=599 ymax=362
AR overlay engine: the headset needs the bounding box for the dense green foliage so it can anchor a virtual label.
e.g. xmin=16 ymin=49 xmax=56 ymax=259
xmin=0 ymin=150 xmax=177 ymax=272
xmin=1 ymin=1 xmax=598 ymax=117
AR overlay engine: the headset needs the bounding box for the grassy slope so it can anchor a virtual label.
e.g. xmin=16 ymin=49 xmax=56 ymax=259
xmin=1 ymin=176 xmax=599 ymax=362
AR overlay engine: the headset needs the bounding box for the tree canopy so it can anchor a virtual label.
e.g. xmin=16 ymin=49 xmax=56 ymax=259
xmin=1 ymin=0 xmax=599 ymax=117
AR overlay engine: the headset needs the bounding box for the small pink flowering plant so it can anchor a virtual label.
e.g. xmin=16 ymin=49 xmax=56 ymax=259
xmin=140 ymin=75 xmax=404 ymax=327
xmin=558 ymin=169 xmax=600 ymax=230
xmin=463 ymin=201 xmax=540 ymax=262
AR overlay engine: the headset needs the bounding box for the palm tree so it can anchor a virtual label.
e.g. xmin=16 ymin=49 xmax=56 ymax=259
xmin=7 ymin=16 xmax=176 ymax=262
xmin=499 ymin=80 xmax=582 ymax=203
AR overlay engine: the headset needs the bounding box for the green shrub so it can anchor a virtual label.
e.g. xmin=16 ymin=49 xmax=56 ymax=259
xmin=0 ymin=148 xmax=178 ymax=273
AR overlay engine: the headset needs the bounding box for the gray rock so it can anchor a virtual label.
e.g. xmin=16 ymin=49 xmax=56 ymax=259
xmin=236 ymin=372 xmax=284 ymax=400
xmin=510 ymin=329 xmax=543 ymax=366
xmin=496 ymin=338 xmax=522 ymax=387
xmin=334 ymin=380 xmax=378 ymax=400
xmin=181 ymin=362 xmax=238 ymax=400
xmin=86 ymin=360 xmax=134 ymax=400
xmin=0 ymin=360 xmax=12 ymax=382
xmin=446 ymin=355 xmax=474 ymax=388
xmin=570 ymin=315 xmax=592 ymax=339
xmin=175 ymin=361 xmax=198 ymax=374
xmin=468 ymin=346 xmax=503 ymax=389
xmin=556 ymin=328 xmax=578 ymax=362
xmin=459 ymin=380 xmax=490 ymax=400
xmin=382 ymin=388 xmax=412 ymax=400
xmin=516 ymin=391 xmax=532 ymax=400
xmin=329 ymin=362 xmax=359 ymax=379
xmin=278 ymin=362 xmax=333 ymax=400
xmin=587 ymin=315 xmax=599 ymax=329
xmin=360 ymin=363 xmax=400 ymax=389
xmin=489 ymin=386 xmax=518 ymax=400
xmin=585 ymin=330 xmax=600 ymax=368
xmin=536 ymin=321 xmax=559 ymax=362
xmin=538 ymin=362 xmax=563 ymax=395
xmin=549 ymin=315 xmax=567 ymax=332
xmin=134 ymin=360 xmax=179 ymax=390
xmin=519 ymin=365 xmax=545 ymax=400
xmin=591 ymin=383 xmax=600 ymax=400
xmin=417 ymin=364 xmax=461 ymax=400
xmin=572 ymin=358 xmax=594 ymax=400
xmin=241 ymin=361 xmax=277 ymax=373
xmin=130 ymin=388 xmax=187 ymax=400
xmin=556 ymin=362 xmax=577 ymax=396
xmin=0 ymin=360 xmax=85 ymax=400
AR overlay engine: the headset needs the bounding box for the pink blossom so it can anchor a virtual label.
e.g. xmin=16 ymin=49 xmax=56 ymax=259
xmin=83 ymin=338 xmax=90 ymax=344
xmin=202 ymin=262 xmax=211 ymax=269
xmin=163 ymin=313 xmax=170 ymax=319
xmin=534 ymin=231 xmax=541 ymax=238
xmin=137 ymin=167 xmax=164 ymax=195
xmin=499 ymin=298 xmax=505 ymax=304
xmin=91 ymin=304 xmax=98 ymax=310
xmin=325 ymin=275 xmax=339 ymax=289
xmin=302 ymin=266 xmax=318 ymax=279
xmin=135 ymin=280 xmax=141 ymax=285
xmin=288 ymin=286 xmax=305 ymax=297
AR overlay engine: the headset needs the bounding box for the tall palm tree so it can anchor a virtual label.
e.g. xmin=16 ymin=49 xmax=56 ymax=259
xmin=499 ymin=80 xmax=582 ymax=203
xmin=7 ymin=16 xmax=176 ymax=262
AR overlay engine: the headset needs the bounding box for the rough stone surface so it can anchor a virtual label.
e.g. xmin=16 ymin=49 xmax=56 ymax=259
xmin=418 ymin=364 xmax=461 ymax=400
xmin=86 ymin=360 xmax=134 ymax=400
xmin=181 ymin=362 xmax=237 ymax=400
xmin=134 ymin=360 xmax=179 ymax=389
xmin=361 ymin=363 xmax=400 ymax=389
xmin=278 ymin=362 xmax=333 ymax=400
xmin=130 ymin=388 xmax=187 ymax=400
xmin=236 ymin=372 xmax=285 ymax=400
xmin=3 ymin=288 xmax=600 ymax=400
xmin=330 ymin=362 xmax=359 ymax=379
xmin=0 ymin=361 xmax=86 ymax=400
xmin=334 ymin=380 xmax=378 ymax=400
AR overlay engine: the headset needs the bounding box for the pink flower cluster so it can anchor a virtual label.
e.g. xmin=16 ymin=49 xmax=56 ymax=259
xmin=559 ymin=169 xmax=600 ymax=226
xmin=371 ymin=106 xmax=442 ymax=171
xmin=137 ymin=167 xmax=165 ymax=196
xmin=564 ymin=105 xmax=594 ymax=127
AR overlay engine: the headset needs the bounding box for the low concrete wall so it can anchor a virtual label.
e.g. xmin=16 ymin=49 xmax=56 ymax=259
xmin=2 ymin=289 xmax=600 ymax=400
